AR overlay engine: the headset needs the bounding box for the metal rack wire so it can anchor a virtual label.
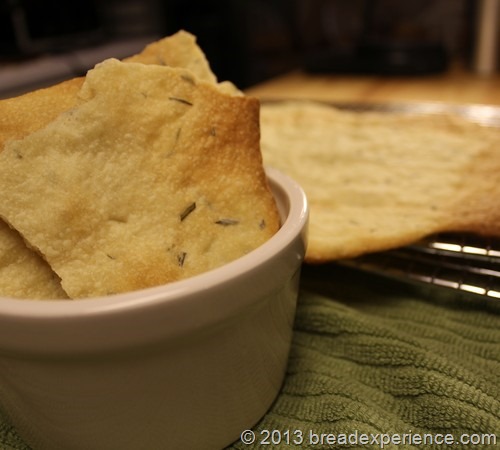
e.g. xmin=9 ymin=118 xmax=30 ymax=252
xmin=343 ymin=233 xmax=500 ymax=300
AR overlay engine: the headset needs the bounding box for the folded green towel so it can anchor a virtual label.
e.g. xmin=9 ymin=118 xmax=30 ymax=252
xmin=227 ymin=266 xmax=500 ymax=450
xmin=1 ymin=266 xmax=499 ymax=450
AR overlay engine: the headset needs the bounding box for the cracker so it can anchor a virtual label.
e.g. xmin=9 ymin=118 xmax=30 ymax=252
xmin=0 ymin=60 xmax=279 ymax=299
xmin=125 ymin=30 xmax=218 ymax=84
xmin=260 ymin=101 xmax=500 ymax=262
xmin=0 ymin=30 xmax=239 ymax=299
xmin=0 ymin=221 xmax=68 ymax=299
xmin=0 ymin=30 xmax=231 ymax=150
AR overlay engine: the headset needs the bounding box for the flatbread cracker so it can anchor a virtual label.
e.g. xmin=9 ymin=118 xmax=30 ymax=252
xmin=0 ymin=60 xmax=279 ymax=299
xmin=0 ymin=30 xmax=231 ymax=150
xmin=0 ymin=221 xmax=68 ymax=299
xmin=0 ymin=30 xmax=239 ymax=299
xmin=260 ymin=101 xmax=500 ymax=262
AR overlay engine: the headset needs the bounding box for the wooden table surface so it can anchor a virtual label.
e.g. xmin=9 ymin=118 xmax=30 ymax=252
xmin=245 ymin=64 xmax=500 ymax=106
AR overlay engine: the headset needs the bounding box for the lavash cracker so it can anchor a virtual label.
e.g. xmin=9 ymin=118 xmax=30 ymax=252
xmin=260 ymin=100 xmax=500 ymax=262
xmin=0 ymin=221 xmax=68 ymax=299
xmin=0 ymin=30 xmax=230 ymax=150
xmin=0 ymin=59 xmax=279 ymax=299
xmin=0 ymin=31 xmax=247 ymax=299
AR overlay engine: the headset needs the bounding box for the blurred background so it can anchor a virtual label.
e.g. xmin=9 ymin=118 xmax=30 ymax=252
xmin=0 ymin=0 xmax=498 ymax=98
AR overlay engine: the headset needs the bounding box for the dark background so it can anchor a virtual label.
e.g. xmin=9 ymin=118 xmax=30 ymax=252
xmin=0 ymin=0 xmax=489 ymax=95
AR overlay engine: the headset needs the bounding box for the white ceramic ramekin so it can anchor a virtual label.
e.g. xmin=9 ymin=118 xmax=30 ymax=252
xmin=0 ymin=167 xmax=308 ymax=450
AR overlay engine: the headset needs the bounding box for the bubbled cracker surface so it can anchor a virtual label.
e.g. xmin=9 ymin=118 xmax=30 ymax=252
xmin=0 ymin=60 xmax=279 ymax=298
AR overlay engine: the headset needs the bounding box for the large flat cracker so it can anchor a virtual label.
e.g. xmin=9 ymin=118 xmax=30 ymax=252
xmin=260 ymin=101 xmax=500 ymax=262
xmin=0 ymin=31 xmax=236 ymax=299
xmin=0 ymin=60 xmax=279 ymax=299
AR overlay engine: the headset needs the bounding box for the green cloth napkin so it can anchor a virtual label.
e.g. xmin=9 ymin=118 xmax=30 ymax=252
xmin=1 ymin=266 xmax=499 ymax=450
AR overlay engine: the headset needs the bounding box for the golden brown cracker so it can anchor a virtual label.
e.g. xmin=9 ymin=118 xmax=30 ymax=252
xmin=0 ymin=60 xmax=279 ymax=298
xmin=0 ymin=30 xmax=229 ymax=150
xmin=0 ymin=221 xmax=68 ymax=299
xmin=0 ymin=31 xmax=241 ymax=299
